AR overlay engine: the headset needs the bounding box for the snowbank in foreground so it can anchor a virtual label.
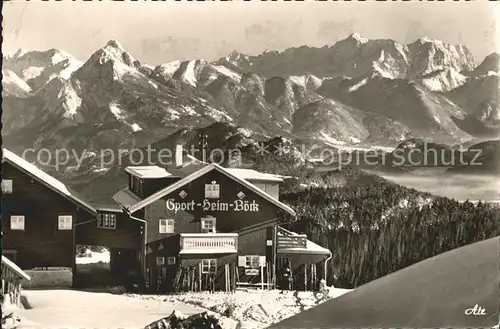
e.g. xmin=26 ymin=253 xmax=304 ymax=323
xmin=129 ymin=287 xmax=352 ymax=329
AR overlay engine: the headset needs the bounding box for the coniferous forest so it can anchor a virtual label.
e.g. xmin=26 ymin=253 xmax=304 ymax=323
xmin=274 ymin=167 xmax=499 ymax=289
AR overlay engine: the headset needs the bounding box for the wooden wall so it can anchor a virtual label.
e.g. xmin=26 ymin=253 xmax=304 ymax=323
xmin=140 ymin=167 xmax=285 ymax=291
xmin=2 ymin=162 xmax=85 ymax=269
xmin=75 ymin=211 xmax=142 ymax=250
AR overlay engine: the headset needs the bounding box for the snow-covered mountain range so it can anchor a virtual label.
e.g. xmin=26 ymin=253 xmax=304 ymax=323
xmin=2 ymin=34 xmax=499 ymax=163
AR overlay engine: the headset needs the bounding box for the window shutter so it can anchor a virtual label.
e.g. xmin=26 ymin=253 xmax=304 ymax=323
xmin=110 ymin=215 xmax=116 ymax=228
xmin=159 ymin=219 xmax=166 ymax=233
xmin=2 ymin=180 xmax=13 ymax=193
xmin=259 ymin=256 xmax=266 ymax=267
xmin=204 ymin=184 xmax=211 ymax=198
xmin=238 ymin=256 xmax=246 ymax=267
xmin=156 ymin=257 xmax=165 ymax=266
xmin=166 ymin=219 xmax=174 ymax=233
xmin=210 ymin=217 xmax=216 ymax=232
xmin=213 ymin=184 xmax=220 ymax=198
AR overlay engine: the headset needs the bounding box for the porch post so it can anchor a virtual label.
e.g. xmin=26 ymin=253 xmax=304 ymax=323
xmin=272 ymin=223 xmax=278 ymax=289
xmin=304 ymin=264 xmax=308 ymax=291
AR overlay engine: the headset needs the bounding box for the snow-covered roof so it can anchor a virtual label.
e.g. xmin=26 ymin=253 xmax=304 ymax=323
xmin=95 ymin=206 xmax=123 ymax=213
xmin=125 ymin=166 xmax=171 ymax=179
xmin=1 ymin=256 xmax=31 ymax=281
xmin=113 ymin=187 xmax=142 ymax=209
xmin=2 ymin=149 xmax=96 ymax=214
xmin=225 ymin=168 xmax=287 ymax=183
xmin=125 ymin=165 xmax=291 ymax=183
xmin=277 ymin=239 xmax=331 ymax=256
xmin=122 ymin=163 xmax=296 ymax=216
xmin=277 ymin=226 xmax=331 ymax=256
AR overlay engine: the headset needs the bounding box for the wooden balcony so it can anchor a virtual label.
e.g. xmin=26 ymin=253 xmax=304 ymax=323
xmin=277 ymin=226 xmax=307 ymax=249
xmin=278 ymin=235 xmax=308 ymax=249
xmin=179 ymin=233 xmax=238 ymax=254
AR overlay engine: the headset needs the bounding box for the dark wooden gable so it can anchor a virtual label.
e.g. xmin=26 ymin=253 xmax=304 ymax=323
xmin=157 ymin=167 xmax=286 ymax=232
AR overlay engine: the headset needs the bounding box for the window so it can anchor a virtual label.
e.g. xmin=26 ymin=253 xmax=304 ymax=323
xmin=238 ymin=255 xmax=265 ymax=268
xmin=58 ymin=215 xmax=72 ymax=230
xmin=245 ymin=256 xmax=260 ymax=268
xmin=167 ymin=256 xmax=176 ymax=265
xmin=137 ymin=179 xmax=143 ymax=194
xmin=10 ymin=216 xmax=25 ymax=230
xmin=156 ymin=257 xmax=165 ymax=266
xmin=97 ymin=213 xmax=116 ymax=229
xmin=130 ymin=177 xmax=142 ymax=194
xmin=1 ymin=180 xmax=13 ymax=194
xmin=159 ymin=219 xmax=175 ymax=233
xmin=201 ymin=259 xmax=217 ymax=274
xmin=201 ymin=216 xmax=216 ymax=233
xmin=130 ymin=176 xmax=135 ymax=191
xmin=204 ymin=181 xmax=220 ymax=199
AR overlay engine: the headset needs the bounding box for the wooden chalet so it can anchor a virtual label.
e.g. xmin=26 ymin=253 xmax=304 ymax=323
xmin=1 ymin=256 xmax=30 ymax=308
xmin=1 ymin=149 xmax=142 ymax=287
xmin=113 ymin=145 xmax=332 ymax=293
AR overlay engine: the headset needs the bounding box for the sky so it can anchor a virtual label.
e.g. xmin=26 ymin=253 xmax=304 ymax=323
xmin=2 ymin=1 xmax=498 ymax=65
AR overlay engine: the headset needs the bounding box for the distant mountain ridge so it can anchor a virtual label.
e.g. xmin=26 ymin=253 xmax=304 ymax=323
xmin=2 ymin=34 xmax=499 ymax=183
xmin=215 ymin=34 xmax=476 ymax=82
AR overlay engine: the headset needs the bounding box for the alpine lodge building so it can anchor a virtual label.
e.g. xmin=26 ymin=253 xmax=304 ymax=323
xmin=2 ymin=146 xmax=332 ymax=293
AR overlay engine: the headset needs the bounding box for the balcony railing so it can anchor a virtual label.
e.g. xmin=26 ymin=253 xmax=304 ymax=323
xmin=278 ymin=235 xmax=307 ymax=249
xmin=179 ymin=233 xmax=238 ymax=254
xmin=277 ymin=226 xmax=307 ymax=249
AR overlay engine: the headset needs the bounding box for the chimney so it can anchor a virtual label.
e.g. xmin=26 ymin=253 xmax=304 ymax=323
xmin=175 ymin=144 xmax=183 ymax=168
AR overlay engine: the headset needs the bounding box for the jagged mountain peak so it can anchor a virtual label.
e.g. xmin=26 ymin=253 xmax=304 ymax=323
xmin=74 ymin=40 xmax=143 ymax=82
xmin=415 ymin=36 xmax=439 ymax=44
xmin=345 ymin=32 xmax=369 ymax=44
xmin=406 ymin=37 xmax=476 ymax=78
xmin=226 ymin=50 xmax=248 ymax=61
xmin=2 ymin=47 xmax=82 ymax=90
xmin=470 ymin=52 xmax=500 ymax=77
xmin=92 ymin=40 xmax=136 ymax=66
xmin=409 ymin=36 xmax=469 ymax=52
xmin=5 ymin=48 xmax=27 ymax=60
xmin=154 ymin=58 xmax=242 ymax=88
xmin=216 ymin=33 xmax=476 ymax=86
xmin=483 ymin=52 xmax=500 ymax=61
xmin=105 ymin=39 xmax=125 ymax=51
xmin=214 ymin=51 xmax=251 ymax=71
xmin=11 ymin=48 xmax=74 ymax=66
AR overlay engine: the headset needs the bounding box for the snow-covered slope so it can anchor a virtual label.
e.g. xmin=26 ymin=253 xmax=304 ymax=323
xmin=216 ymin=34 xmax=476 ymax=86
xmin=288 ymin=74 xmax=323 ymax=91
xmin=3 ymin=48 xmax=82 ymax=92
xmin=154 ymin=59 xmax=242 ymax=89
xmin=316 ymin=75 xmax=472 ymax=144
xmin=420 ymin=67 xmax=468 ymax=92
xmin=2 ymin=69 xmax=32 ymax=97
xmin=447 ymin=74 xmax=500 ymax=128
